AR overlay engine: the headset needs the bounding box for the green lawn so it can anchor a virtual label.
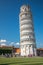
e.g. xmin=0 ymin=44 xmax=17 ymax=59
xmin=0 ymin=57 xmax=43 ymax=65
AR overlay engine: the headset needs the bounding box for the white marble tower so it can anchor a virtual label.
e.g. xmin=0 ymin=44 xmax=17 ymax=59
xmin=19 ymin=5 xmax=36 ymax=56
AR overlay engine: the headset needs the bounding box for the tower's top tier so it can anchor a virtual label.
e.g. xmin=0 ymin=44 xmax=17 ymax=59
xmin=20 ymin=5 xmax=30 ymax=13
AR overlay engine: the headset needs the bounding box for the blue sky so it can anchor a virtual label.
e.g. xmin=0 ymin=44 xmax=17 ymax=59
xmin=0 ymin=0 xmax=43 ymax=48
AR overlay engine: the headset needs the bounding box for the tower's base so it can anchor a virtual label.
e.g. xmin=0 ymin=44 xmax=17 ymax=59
xmin=20 ymin=44 xmax=36 ymax=56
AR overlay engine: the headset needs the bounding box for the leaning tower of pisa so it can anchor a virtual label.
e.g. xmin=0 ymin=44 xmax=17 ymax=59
xmin=19 ymin=5 xmax=36 ymax=56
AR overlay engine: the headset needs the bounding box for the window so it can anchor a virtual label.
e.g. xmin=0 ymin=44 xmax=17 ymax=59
xmin=21 ymin=45 xmax=24 ymax=48
xmin=26 ymin=45 xmax=28 ymax=47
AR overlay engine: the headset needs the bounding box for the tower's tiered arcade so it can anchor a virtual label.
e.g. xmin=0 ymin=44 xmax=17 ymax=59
xmin=19 ymin=5 xmax=36 ymax=56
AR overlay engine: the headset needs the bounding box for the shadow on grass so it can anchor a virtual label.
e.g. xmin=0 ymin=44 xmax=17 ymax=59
xmin=0 ymin=64 xmax=9 ymax=65
xmin=23 ymin=63 xmax=43 ymax=65
xmin=0 ymin=63 xmax=43 ymax=65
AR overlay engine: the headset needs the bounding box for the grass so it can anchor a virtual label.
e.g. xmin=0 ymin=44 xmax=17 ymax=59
xmin=0 ymin=57 xmax=43 ymax=65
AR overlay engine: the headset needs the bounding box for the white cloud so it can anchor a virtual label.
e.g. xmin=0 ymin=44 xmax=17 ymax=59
xmin=0 ymin=39 xmax=7 ymax=42
xmin=1 ymin=43 xmax=6 ymax=46
xmin=16 ymin=42 xmax=19 ymax=45
xmin=9 ymin=42 xmax=20 ymax=46
xmin=9 ymin=42 xmax=15 ymax=46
